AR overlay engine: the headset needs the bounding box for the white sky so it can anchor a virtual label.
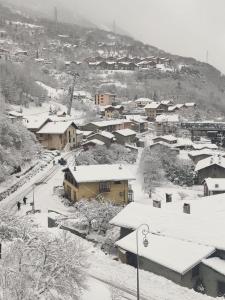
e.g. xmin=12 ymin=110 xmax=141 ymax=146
xmin=9 ymin=0 xmax=225 ymax=72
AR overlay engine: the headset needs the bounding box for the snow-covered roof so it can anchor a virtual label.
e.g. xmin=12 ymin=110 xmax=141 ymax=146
xmin=37 ymin=121 xmax=76 ymax=134
xmin=176 ymin=104 xmax=185 ymax=109
xmin=23 ymin=116 xmax=49 ymax=130
xmin=192 ymin=143 xmax=218 ymax=150
xmin=114 ymin=129 xmax=136 ymax=137
xmin=168 ymin=106 xmax=178 ymax=112
xmin=144 ymin=102 xmax=161 ymax=109
xmin=8 ymin=110 xmax=23 ymax=117
xmin=69 ymin=164 xmax=135 ymax=183
xmin=116 ymin=231 xmax=215 ymax=275
xmin=204 ymin=178 xmax=225 ymax=191
xmin=155 ymin=114 xmax=179 ymax=123
xmin=83 ymin=139 xmax=105 ymax=146
xmin=185 ymin=102 xmax=196 ymax=107
xmin=126 ymin=115 xmax=148 ymax=124
xmin=91 ymin=120 xmax=129 ymax=127
xmin=195 ymin=155 xmax=225 ymax=172
xmin=161 ymin=100 xmax=173 ymax=105
xmin=202 ymin=257 xmax=225 ymax=276
xmin=188 ymin=150 xmax=215 ymax=158
xmin=82 ymin=131 xmax=93 ymax=137
xmin=100 ymin=131 xmax=115 ymax=139
xmin=153 ymin=135 xmax=177 ymax=143
xmin=175 ymin=138 xmax=193 ymax=148
xmin=110 ymin=202 xmax=225 ymax=250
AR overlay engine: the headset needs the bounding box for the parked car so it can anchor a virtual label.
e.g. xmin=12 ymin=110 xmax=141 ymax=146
xmin=58 ymin=158 xmax=67 ymax=165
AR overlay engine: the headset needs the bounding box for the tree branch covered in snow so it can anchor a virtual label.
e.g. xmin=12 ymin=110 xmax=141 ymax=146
xmin=0 ymin=231 xmax=88 ymax=300
xmin=0 ymin=114 xmax=41 ymax=182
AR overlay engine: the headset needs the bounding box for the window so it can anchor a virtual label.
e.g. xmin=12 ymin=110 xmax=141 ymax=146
xmin=99 ymin=182 xmax=110 ymax=192
xmin=114 ymin=181 xmax=121 ymax=184
xmin=183 ymin=203 xmax=190 ymax=214
xmin=215 ymin=184 xmax=219 ymax=188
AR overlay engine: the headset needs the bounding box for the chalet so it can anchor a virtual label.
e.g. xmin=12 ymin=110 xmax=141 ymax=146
xmin=82 ymin=119 xmax=131 ymax=133
xmin=152 ymin=135 xmax=177 ymax=144
xmin=63 ymin=164 xmax=135 ymax=205
xmin=161 ymin=99 xmax=174 ymax=107
xmin=135 ymin=98 xmax=153 ymax=108
xmin=144 ymin=102 xmax=167 ymax=121
xmin=149 ymin=142 xmax=180 ymax=154
xmin=195 ymin=155 xmax=225 ymax=184
xmin=37 ymin=121 xmax=78 ymax=150
xmin=117 ymin=62 xmax=137 ymax=71
xmin=110 ymin=202 xmax=225 ymax=297
xmin=168 ymin=105 xmax=179 ymax=113
xmin=113 ymin=129 xmax=137 ymax=145
xmin=155 ymin=114 xmax=179 ymax=136
xmin=100 ymin=105 xmax=124 ymax=118
xmin=86 ymin=131 xmax=115 ymax=147
xmin=203 ymin=178 xmax=225 ymax=196
xmin=192 ymin=143 xmax=218 ymax=151
xmin=95 ymin=93 xmax=116 ymax=106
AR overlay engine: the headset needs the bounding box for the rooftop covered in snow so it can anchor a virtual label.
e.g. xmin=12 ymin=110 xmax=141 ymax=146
xmin=114 ymin=129 xmax=137 ymax=136
xmin=195 ymin=155 xmax=225 ymax=171
xmin=68 ymin=164 xmax=136 ymax=183
xmin=116 ymin=231 xmax=215 ymax=275
xmin=37 ymin=121 xmax=77 ymax=134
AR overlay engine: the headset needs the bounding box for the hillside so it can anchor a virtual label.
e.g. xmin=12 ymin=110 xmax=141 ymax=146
xmin=0 ymin=1 xmax=225 ymax=115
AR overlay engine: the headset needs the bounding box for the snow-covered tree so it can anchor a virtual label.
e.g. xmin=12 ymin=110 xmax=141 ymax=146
xmin=0 ymin=231 xmax=88 ymax=300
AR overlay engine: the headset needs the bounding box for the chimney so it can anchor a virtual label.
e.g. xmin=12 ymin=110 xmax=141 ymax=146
xmin=153 ymin=200 xmax=161 ymax=208
xmin=74 ymin=166 xmax=76 ymax=171
xmin=119 ymin=164 xmax=122 ymax=170
xmin=183 ymin=203 xmax=190 ymax=214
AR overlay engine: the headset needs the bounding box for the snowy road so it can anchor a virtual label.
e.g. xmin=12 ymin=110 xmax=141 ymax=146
xmin=0 ymin=149 xmax=79 ymax=212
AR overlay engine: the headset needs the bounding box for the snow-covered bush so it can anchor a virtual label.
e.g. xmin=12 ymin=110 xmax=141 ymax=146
xmin=73 ymin=199 xmax=122 ymax=235
xmin=0 ymin=231 xmax=88 ymax=300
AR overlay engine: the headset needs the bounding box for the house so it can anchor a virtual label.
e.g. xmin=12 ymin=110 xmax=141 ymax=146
xmin=125 ymin=115 xmax=148 ymax=133
xmin=135 ymin=98 xmax=153 ymax=108
xmin=149 ymin=142 xmax=180 ymax=154
xmin=36 ymin=121 xmax=78 ymax=150
xmin=160 ymin=99 xmax=174 ymax=107
xmin=86 ymin=131 xmax=115 ymax=147
xmin=192 ymin=143 xmax=218 ymax=151
xmin=116 ymin=230 xmax=214 ymax=290
xmin=110 ymin=202 xmax=225 ymax=297
xmin=95 ymin=93 xmax=116 ymax=106
xmin=82 ymin=139 xmax=105 ymax=150
xmin=100 ymin=105 xmax=124 ymax=118
xmin=82 ymin=119 xmax=132 ymax=133
xmin=113 ymin=129 xmax=137 ymax=145
xmin=63 ymin=164 xmax=135 ymax=204
xmin=144 ymin=102 xmax=167 ymax=121
xmin=155 ymin=114 xmax=179 ymax=136
xmin=195 ymin=155 xmax=225 ymax=184
xmin=6 ymin=110 xmax=23 ymax=123
xmin=188 ymin=150 xmax=216 ymax=164
xmin=203 ymin=178 xmax=225 ymax=196
xmin=185 ymin=102 xmax=196 ymax=108
xmin=152 ymin=135 xmax=177 ymax=144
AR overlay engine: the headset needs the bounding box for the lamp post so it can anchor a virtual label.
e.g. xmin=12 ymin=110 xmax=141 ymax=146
xmin=136 ymin=224 xmax=150 ymax=300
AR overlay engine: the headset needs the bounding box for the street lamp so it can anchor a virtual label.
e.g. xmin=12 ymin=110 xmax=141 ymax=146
xmin=136 ymin=223 xmax=150 ymax=300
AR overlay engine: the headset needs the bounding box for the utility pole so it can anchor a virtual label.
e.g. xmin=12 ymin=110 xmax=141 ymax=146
xmin=67 ymin=73 xmax=79 ymax=116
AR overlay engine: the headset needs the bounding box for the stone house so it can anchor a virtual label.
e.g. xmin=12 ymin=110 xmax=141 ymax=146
xmin=36 ymin=121 xmax=78 ymax=150
xmin=63 ymin=164 xmax=135 ymax=205
xmin=113 ymin=129 xmax=137 ymax=145
xmin=195 ymin=155 xmax=225 ymax=184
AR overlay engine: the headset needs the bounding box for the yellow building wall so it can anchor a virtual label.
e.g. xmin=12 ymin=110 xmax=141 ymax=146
xmin=64 ymin=180 xmax=129 ymax=205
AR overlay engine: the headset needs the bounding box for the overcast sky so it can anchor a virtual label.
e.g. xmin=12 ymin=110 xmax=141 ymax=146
xmin=8 ymin=0 xmax=225 ymax=73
